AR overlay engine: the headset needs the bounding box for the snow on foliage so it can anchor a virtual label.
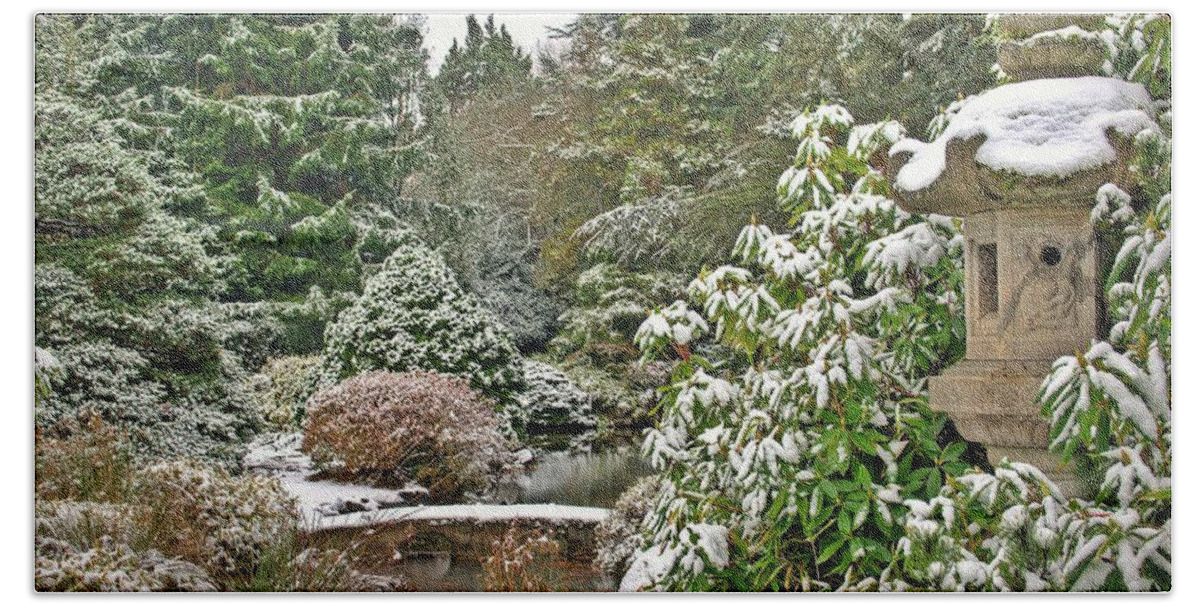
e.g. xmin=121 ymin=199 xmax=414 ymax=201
xmin=131 ymin=462 xmax=299 ymax=575
xmin=892 ymin=76 xmax=1157 ymax=192
xmin=594 ymin=476 xmax=661 ymax=579
xmin=302 ymin=370 xmax=513 ymax=501
xmin=248 ymin=355 xmax=321 ymax=430
xmin=316 ymin=242 xmax=525 ymax=410
xmin=551 ymin=263 xmax=682 ymax=358
xmin=36 ymin=535 xmax=217 ymax=592
xmin=888 ymin=15 xmax=1171 ymax=592
xmin=574 ymin=188 xmax=684 ymax=266
xmin=514 ymin=360 xmax=596 ymax=433
xmin=623 ymin=106 xmax=968 ymax=591
xmin=34 ymin=90 xmax=263 ymax=465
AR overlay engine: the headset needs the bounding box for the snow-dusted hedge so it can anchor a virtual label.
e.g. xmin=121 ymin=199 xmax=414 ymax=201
xmin=515 ymin=360 xmax=596 ymax=433
xmin=302 ymin=370 xmax=513 ymax=500
xmin=316 ymin=243 xmax=524 ymax=410
xmin=248 ymin=355 xmax=321 ymax=429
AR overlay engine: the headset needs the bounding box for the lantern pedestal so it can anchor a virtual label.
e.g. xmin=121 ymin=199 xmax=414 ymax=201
xmin=885 ymin=15 xmax=1157 ymax=498
xmin=929 ymin=360 xmax=1080 ymax=497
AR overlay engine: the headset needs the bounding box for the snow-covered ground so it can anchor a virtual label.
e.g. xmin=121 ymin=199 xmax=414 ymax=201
xmin=309 ymin=503 xmax=611 ymax=532
xmin=245 ymin=433 xmax=610 ymax=531
xmin=244 ymin=432 xmax=429 ymax=518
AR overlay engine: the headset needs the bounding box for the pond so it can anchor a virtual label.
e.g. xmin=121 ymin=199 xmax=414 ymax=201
xmin=495 ymin=446 xmax=653 ymax=508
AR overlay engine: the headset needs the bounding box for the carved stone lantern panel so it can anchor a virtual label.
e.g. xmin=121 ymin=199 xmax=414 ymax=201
xmin=963 ymin=207 xmax=1098 ymax=361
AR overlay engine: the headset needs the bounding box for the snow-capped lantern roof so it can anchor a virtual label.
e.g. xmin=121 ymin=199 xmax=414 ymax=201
xmin=887 ymin=76 xmax=1157 ymax=216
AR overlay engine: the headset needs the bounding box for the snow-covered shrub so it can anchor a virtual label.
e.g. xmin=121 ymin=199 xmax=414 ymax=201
xmin=886 ymin=458 xmax=1167 ymax=591
xmin=316 ymin=243 xmax=524 ymax=410
xmin=621 ymin=106 xmax=969 ymax=591
xmin=561 ymin=363 xmax=658 ymax=444
xmin=216 ymin=301 xmax=284 ymax=373
xmin=35 ymin=347 xmax=63 ymax=410
xmin=131 ymin=461 xmax=298 ymax=575
xmin=302 ymin=370 xmax=513 ymax=500
xmin=478 ymin=275 xmax=564 ymax=354
xmin=249 ymin=355 xmax=321 ymax=429
xmin=514 ymin=360 xmax=596 ymax=433
xmin=35 ymin=500 xmax=146 ymax=552
xmin=573 ymin=188 xmax=685 ymax=268
xmin=35 ymin=535 xmax=217 ymax=592
xmin=594 ymin=476 xmax=660 ymax=579
xmin=550 ymin=263 xmax=681 ymax=358
xmin=546 ymin=263 xmax=683 ymax=442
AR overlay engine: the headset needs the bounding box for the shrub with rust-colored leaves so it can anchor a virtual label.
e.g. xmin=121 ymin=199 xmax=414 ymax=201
xmin=302 ymin=370 xmax=512 ymax=500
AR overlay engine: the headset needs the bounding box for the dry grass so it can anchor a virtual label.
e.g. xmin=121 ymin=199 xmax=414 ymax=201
xmin=34 ymin=416 xmax=402 ymax=591
xmin=35 ymin=412 xmax=133 ymax=503
xmin=481 ymin=521 xmax=564 ymax=592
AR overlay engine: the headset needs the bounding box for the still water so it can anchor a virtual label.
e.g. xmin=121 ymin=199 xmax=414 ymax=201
xmin=495 ymin=447 xmax=653 ymax=508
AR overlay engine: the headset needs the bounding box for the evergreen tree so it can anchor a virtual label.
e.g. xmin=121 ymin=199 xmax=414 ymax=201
xmin=435 ymin=15 xmax=533 ymax=112
xmin=34 ymin=69 xmax=265 ymax=464
xmin=78 ymin=15 xmax=432 ymax=352
xmin=316 ymin=240 xmax=526 ymax=423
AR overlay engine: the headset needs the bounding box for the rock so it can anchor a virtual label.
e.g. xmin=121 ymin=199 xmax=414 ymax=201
xmin=514 ymin=448 xmax=536 ymax=465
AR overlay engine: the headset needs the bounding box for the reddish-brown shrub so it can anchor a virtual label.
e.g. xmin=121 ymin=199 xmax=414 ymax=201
xmin=301 ymin=370 xmax=512 ymax=500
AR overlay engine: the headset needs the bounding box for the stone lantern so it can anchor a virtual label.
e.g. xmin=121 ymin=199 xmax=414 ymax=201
xmin=886 ymin=15 xmax=1158 ymax=496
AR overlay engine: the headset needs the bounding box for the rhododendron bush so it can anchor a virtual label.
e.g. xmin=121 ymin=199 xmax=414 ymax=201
xmin=623 ymin=105 xmax=969 ymax=591
xmin=620 ymin=13 xmax=1170 ymax=593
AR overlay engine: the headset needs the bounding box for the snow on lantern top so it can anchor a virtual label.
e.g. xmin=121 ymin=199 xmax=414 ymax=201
xmin=887 ymin=76 xmax=1157 ymax=216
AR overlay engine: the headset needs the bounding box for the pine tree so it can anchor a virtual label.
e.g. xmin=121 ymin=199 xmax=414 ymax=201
xmin=34 ymin=45 xmax=265 ymax=463
xmin=77 ymin=15 xmax=432 ymax=351
xmin=435 ymin=15 xmax=533 ymax=112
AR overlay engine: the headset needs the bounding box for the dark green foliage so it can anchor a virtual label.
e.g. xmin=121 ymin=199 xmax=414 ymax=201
xmin=436 ymin=15 xmax=533 ymax=111
xmin=316 ymin=242 xmax=525 ymax=412
xmin=34 ymin=85 xmax=265 ymax=463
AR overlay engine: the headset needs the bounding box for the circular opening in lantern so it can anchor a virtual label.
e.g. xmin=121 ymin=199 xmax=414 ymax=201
xmin=1040 ymin=246 xmax=1062 ymax=267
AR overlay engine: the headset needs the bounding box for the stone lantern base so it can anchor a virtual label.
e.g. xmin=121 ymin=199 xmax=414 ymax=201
xmin=930 ymin=360 xmax=1083 ymax=497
